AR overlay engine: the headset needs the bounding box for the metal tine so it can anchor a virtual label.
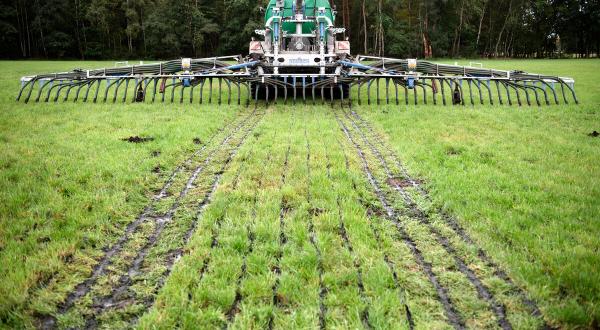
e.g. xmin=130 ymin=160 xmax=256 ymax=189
xmin=113 ymin=79 xmax=124 ymax=103
xmin=63 ymin=84 xmax=75 ymax=102
xmin=420 ymin=83 xmax=427 ymax=105
xmin=321 ymin=85 xmax=326 ymax=105
xmin=413 ymin=84 xmax=418 ymax=105
xmin=93 ymin=80 xmax=101 ymax=103
xmin=208 ymin=77 xmax=213 ymax=104
xmin=540 ymin=80 xmax=559 ymax=105
xmin=169 ymin=79 xmax=176 ymax=103
xmin=292 ymin=77 xmax=297 ymax=105
xmin=266 ymin=83 xmax=270 ymax=106
xmin=199 ymin=79 xmax=205 ymax=104
xmin=245 ymin=82 xmax=251 ymax=107
xmin=404 ymin=82 xmax=409 ymax=105
xmin=226 ymin=79 xmax=232 ymax=105
xmin=16 ymin=79 xmax=32 ymax=102
xmin=339 ymin=84 xmax=344 ymax=107
xmin=82 ymin=80 xmax=95 ymax=102
xmin=272 ymin=81 xmax=277 ymax=105
xmin=39 ymin=79 xmax=54 ymax=102
xmin=74 ymin=83 xmax=86 ymax=102
xmin=123 ymin=78 xmax=130 ymax=103
xmin=503 ymin=82 xmax=513 ymax=106
xmin=494 ymin=81 xmax=503 ymax=105
xmin=475 ymin=80 xmax=484 ymax=104
xmin=480 ymin=80 xmax=493 ymax=105
xmin=357 ymin=81 xmax=363 ymax=106
xmin=53 ymin=84 xmax=67 ymax=102
xmin=102 ymin=80 xmax=112 ymax=102
xmin=312 ymin=77 xmax=316 ymax=105
xmin=189 ymin=80 xmax=195 ymax=104
xmin=218 ymin=78 xmax=222 ymax=105
xmin=385 ymin=78 xmax=390 ymax=105
xmin=22 ymin=78 xmax=38 ymax=103
xmin=394 ymin=80 xmax=399 ymax=105
xmin=467 ymin=80 xmax=475 ymax=106
xmin=439 ymin=78 xmax=447 ymax=106
xmin=376 ymin=78 xmax=380 ymax=105
xmin=330 ymin=85 xmax=334 ymax=106
xmin=132 ymin=79 xmax=142 ymax=103
xmin=367 ymin=79 xmax=373 ymax=105
xmin=456 ymin=79 xmax=466 ymax=106
xmin=423 ymin=80 xmax=436 ymax=106
xmin=521 ymin=82 xmax=532 ymax=106
xmin=561 ymin=79 xmax=578 ymax=104
xmin=530 ymin=83 xmax=543 ymax=106
xmin=235 ymin=80 xmax=241 ymax=105
xmin=283 ymin=77 xmax=288 ymax=105
xmin=534 ymin=81 xmax=551 ymax=105
xmin=254 ymin=83 xmax=260 ymax=105
xmin=180 ymin=82 xmax=185 ymax=104
xmin=302 ymin=77 xmax=306 ymax=104
xmin=512 ymin=84 xmax=522 ymax=106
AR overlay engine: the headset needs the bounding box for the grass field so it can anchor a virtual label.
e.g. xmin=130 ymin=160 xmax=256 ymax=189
xmin=0 ymin=59 xmax=598 ymax=329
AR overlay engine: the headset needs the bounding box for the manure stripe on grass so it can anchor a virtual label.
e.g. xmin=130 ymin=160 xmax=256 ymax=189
xmin=347 ymin=109 xmax=548 ymax=323
xmin=339 ymin=107 xmax=513 ymax=330
xmin=332 ymin=108 xmax=466 ymax=329
xmin=46 ymin=109 xmax=253 ymax=326
xmin=336 ymin=138 xmax=415 ymax=329
xmin=82 ymin=110 xmax=264 ymax=329
xmin=305 ymin=127 xmax=328 ymax=330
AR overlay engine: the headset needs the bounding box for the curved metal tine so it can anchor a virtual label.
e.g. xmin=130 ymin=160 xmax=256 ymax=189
xmin=292 ymin=77 xmax=297 ymax=105
xmin=394 ymin=79 xmax=399 ymax=106
xmin=236 ymin=80 xmax=242 ymax=105
xmin=367 ymin=79 xmax=374 ymax=105
xmin=339 ymin=84 xmax=344 ymax=107
xmin=189 ymin=80 xmax=195 ymax=104
xmin=42 ymin=81 xmax=57 ymax=102
xmin=527 ymin=81 xmax=547 ymax=105
xmin=467 ymin=80 xmax=475 ymax=106
xmin=559 ymin=79 xmax=578 ymax=104
xmin=283 ymin=77 xmax=288 ymax=105
xmin=273 ymin=80 xmax=278 ymax=105
xmin=23 ymin=78 xmax=39 ymax=103
xmin=16 ymin=79 xmax=33 ymax=102
xmin=330 ymin=85 xmax=334 ymax=106
xmin=512 ymin=84 xmax=522 ymax=106
xmin=302 ymin=77 xmax=306 ymax=104
xmin=265 ymin=83 xmax=270 ymax=106
xmin=102 ymin=80 xmax=112 ymax=102
xmin=385 ymin=78 xmax=390 ymax=105
xmin=226 ymin=79 xmax=232 ymax=105
xmin=113 ymin=79 xmax=125 ymax=103
xmin=420 ymin=83 xmax=427 ymax=105
xmin=254 ymin=83 xmax=260 ymax=106
xmin=541 ymin=80 xmax=559 ymax=105
xmin=122 ymin=78 xmax=130 ymax=103
xmin=413 ymin=84 xmax=418 ymax=105
xmin=521 ymin=82 xmax=532 ymax=106
xmin=93 ymin=80 xmax=102 ymax=103
xmin=424 ymin=80 xmax=436 ymax=106
xmin=208 ymin=77 xmax=213 ymax=104
xmin=494 ymin=81 xmax=502 ymax=105
xmin=376 ymin=78 xmax=380 ymax=105
xmin=245 ymin=82 xmax=251 ymax=107
xmin=357 ymin=80 xmax=363 ymax=106
xmin=312 ymin=77 xmax=317 ymax=105
xmin=475 ymin=80 xmax=485 ymax=105
xmin=73 ymin=82 xmax=87 ymax=102
xmin=404 ymin=82 xmax=409 ymax=105
xmin=63 ymin=84 xmax=76 ymax=102
xmin=321 ymin=85 xmax=326 ymax=105
xmin=180 ymin=81 xmax=185 ymax=104
xmin=199 ymin=79 xmax=205 ymax=104
xmin=439 ymin=78 xmax=447 ymax=106
xmin=131 ymin=79 xmax=142 ymax=103
xmin=479 ymin=80 xmax=493 ymax=105
xmin=171 ymin=81 xmax=178 ymax=103
xmin=218 ymin=78 xmax=223 ymax=105
xmin=502 ymin=82 xmax=512 ymax=106
xmin=83 ymin=80 xmax=96 ymax=102
xmin=54 ymin=83 xmax=69 ymax=102
xmin=34 ymin=79 xmax=50 ymax=102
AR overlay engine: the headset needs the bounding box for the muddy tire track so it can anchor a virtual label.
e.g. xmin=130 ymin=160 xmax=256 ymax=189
xmin=347 ymin=109 xmax=547 ymax=324
xmin=336 ymin=139 xmax=415 ymax=329
xmin=333 ymin=109 xmax=465 ymax=329
xmin=305 ymin=128 xmax=328 ymax=330
xmin=339 ymin=108 xmax=513 ymax=330
xmin=37 ymin=112 xmax=253 ymax=329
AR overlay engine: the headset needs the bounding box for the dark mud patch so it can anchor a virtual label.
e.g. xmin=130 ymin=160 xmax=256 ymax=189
xmin=151 ymin=150 xmax=161 ymax=157
xmin=309 ymin=207 xmax=325 ymax=217
xmin=193 ymin=138 xmax=202 ymax=145
xmin=387 ymin=177 xmax=423 ymax=189
xmin=589 ymin=131 xmax=599 ymax=138
xmin=152 ymin=166 xmax=162 ymax=174
xmin=122 ymin=136 xmax=154 ymax=143
xmin=445 ymin=146 xmax=463 ymax=156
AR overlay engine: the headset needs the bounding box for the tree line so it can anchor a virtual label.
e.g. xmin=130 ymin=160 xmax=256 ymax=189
xmin=1 ymin=0 xmax=598 ymax=60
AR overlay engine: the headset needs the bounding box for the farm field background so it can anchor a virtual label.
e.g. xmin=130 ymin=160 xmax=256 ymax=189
xmin=0 ymin=59 xmax=599 ymax=329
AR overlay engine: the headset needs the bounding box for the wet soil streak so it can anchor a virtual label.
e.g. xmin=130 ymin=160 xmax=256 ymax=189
xmin=45 ymin=113 xmax=245 ymax=326
xmin=341 ymin=108 xmax=513 ymax=330
xmin=83 ymin=113 xmax=261 ymax=327
xmin=337 ymin=138 xmax=415 ymax=329
xmin=325 ymin=153 xmax=370 ymax=329
xmin=333 ymin=109 xmax=465 ymax=330
xmin=305 ymin=129 xmax=328 ymax=330
xmin=348 ymin=110 xmax=547 ymax=323
xmin=267 ymin=144 xmax=291 ymax=330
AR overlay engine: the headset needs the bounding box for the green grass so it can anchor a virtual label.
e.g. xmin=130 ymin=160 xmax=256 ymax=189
xmin=0 ymin=59 xmax=598 ymax=329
